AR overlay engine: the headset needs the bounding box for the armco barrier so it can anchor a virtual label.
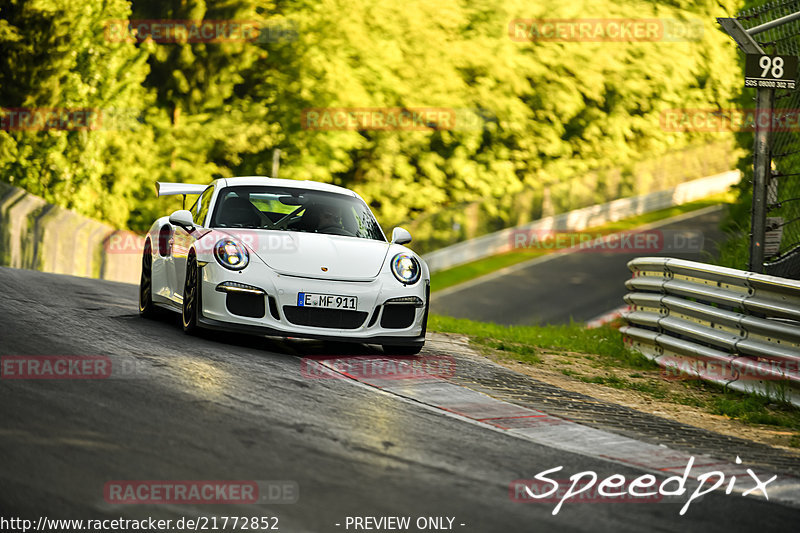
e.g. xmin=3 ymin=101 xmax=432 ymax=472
xmin=422 ymin=170 xmax=740 ymax=273
xmin=0 ymin=182 xmax=139 ymax=284
xmin=621 ymin=257 xmax=800 ymax=407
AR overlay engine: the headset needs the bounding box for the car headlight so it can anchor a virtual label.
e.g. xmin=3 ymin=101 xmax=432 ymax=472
xmin=214 ymin=239 xmax=249 ymax=270
xmin=390 ymin=253 xmax=420 ymax=285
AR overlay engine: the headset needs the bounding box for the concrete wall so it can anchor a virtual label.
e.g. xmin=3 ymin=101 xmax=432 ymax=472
xmin=0 ymin=182 xmax=140 ymax=284
xmin=422 ymin=170 xmax=740 ymax=273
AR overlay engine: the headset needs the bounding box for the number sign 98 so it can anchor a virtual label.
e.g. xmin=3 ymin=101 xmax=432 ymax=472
xmin=760 ymin=55 xmax=785 ymax=79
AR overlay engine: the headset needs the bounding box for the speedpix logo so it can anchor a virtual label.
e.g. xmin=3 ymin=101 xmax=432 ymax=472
xmin=510 ymin=456 xmax=776 ymax=515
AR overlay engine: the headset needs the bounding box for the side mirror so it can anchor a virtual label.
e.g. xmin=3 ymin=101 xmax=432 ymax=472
xmin=169 ymin=209 xmax=195 ymax=230
xmin=391 ymin=227 xmax=412 ymax=245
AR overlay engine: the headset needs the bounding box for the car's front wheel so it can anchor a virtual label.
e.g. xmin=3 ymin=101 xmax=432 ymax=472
xmin=182 ymin=253 xmax=201 ymax=334
xmin=139 ymin=241 xmax=157 ymax=318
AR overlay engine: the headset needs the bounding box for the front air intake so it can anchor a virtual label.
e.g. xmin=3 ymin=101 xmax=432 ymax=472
xmin=282 ymin=306 xmax=367 ymax=329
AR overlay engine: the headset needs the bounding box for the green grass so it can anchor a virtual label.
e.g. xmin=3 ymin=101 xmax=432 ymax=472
xmin=709 ymin=392 xmax=800 ymax=428
xmin=483 ymin=339 xmax=542 ymax=363
xmin=580 ymin=375 xmax=628 ymax=387
xmin=670 ymin=380 xmax=800 ymax=431
xmin=674 ymin=394 xmax=705 ymax=408
xmin=428 ymin=314 xmax=652 ymax=367
xmin=430 ymin=250 xmax=547 ymax=293
xmin=629 ymin=380 xmax=670 ymax=399
xmin=431 ymin=192 xmax=735 ymax=293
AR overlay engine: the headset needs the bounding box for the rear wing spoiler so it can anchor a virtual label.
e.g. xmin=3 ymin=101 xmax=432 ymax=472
xmin=156 ymin=182 xmax=208 ymax=209
xmin=155 ymin=182 xmax=208 ymax=197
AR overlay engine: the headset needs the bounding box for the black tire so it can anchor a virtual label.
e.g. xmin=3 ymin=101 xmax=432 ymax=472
xmin=382 ymin=344 xmax=423 ymax=356
xmin=182 ymin=253 xmax=201 ymax=334
xmin=139 ymin=241 xmax=157 ymax=318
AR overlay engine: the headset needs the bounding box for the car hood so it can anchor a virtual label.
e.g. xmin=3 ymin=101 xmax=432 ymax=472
xmin=215 ymin=229 xmax=391 ymax=280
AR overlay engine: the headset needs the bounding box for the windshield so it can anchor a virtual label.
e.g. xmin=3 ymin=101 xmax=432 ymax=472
xmin=209 ymin=186 xmax=386 ymax=241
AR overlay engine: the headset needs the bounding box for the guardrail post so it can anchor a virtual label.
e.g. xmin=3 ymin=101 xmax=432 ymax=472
xmin=717 ymin=18 xmax=775 ymax=273
xmin=751 ymin=87 xmax=773 ymax=273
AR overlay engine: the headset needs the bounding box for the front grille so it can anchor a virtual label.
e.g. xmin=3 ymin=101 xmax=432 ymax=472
xmin=282 ymin=306 xmax=368 ymax=329
xmin=380 ymin=305 xmax=416 ymax=329
xmin=226 ymin=293 xmax=266 ymax=318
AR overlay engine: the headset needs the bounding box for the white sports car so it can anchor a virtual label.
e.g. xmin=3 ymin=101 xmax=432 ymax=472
xmin=139 ymin=176 xmax=429 ymax=355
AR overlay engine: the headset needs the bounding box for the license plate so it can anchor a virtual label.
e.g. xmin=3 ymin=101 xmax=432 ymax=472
xmin=297 ymin=292 xmax=357 ymax=309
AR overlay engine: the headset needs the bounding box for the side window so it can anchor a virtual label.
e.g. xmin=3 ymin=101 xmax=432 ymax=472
xmin=195 ymin=187 xmax=214 ymax=227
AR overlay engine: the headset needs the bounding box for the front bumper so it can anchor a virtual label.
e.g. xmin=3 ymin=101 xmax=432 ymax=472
xmin=197 ymin=261 xmax=428 ymax=346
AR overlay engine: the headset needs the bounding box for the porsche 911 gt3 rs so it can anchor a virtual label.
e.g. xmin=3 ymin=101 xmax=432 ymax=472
xmin=138 ymin=176 xmax=429 ymax=355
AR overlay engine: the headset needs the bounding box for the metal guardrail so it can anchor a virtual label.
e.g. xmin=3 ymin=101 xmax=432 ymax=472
xmin=423 ymin=171 xmax=739 ymax=273
xmin=621 ymin=257 xmax=800 ymax=407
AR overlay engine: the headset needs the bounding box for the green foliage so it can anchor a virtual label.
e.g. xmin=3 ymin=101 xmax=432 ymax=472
xmin=1 ymin=0 xmax=744 ymax=235
xmin=0 ymin=0 xmax=156 ymax=227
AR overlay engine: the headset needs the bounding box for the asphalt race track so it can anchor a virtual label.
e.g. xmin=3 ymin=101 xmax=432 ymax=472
xmin=431 ymin=206 xmax=727 ymax=326
xmin=1 ymin=265 xmax=799 ymax=532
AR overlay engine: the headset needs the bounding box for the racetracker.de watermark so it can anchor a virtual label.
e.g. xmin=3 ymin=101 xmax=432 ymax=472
xmin=0 ymin=108 xmax=149 ymax=131
xmin=104 ymin=230 xmax=299 ymax=255
xmin=661 ymin=108 xmax=800 ymax=132
xmin=300 ymin=355 xmax=456 ymax=381
xmin=509 ymin=229 xmax=704 ymax=253
xmin=1 ymin=355 xmax=153 ymax=380
xmin=0 ymin=108 xmax=102 ymax=131
xmin=301 ymin=108 xmax=458 ymax=131
xmin=104 ymin=480 xmax=298 ymax=504
xmin=660 ymin=355 xmax=800 ymax=382
xmin=104 ymin=19 xmax=298 ymax=43
xmin=508 ymin=18 xmax=703 ymax=42
xmin=1 ymin=356 xmax=111 ymax=379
